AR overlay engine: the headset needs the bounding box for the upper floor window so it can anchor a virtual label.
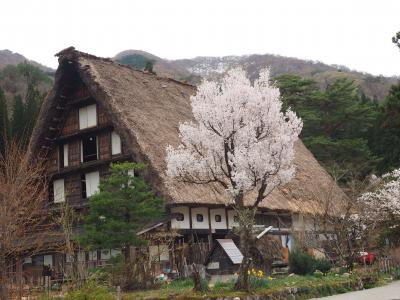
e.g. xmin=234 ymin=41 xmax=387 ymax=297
xmin=111 ymin=131 xmax=121 ymax=155
xmin=79 ymin=104 xmax=97 ymax=129
xmin=59 ymin=143 xmax=69 ymax=167
xmin=53 ymin=178 xmax=65 ymax=203
xmin=81 ymin=134 xmax=98 ymax=163
xmin=215 ymin=214 xmax=222 ymax=222
xmin=82 ymin=171 xmax=100 ymax=199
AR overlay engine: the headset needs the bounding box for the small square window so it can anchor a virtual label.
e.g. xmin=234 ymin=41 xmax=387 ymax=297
xmin=215 ymin=214 xmax=222 ymax=222
xmin=196 ymin=214 xmax=204 ymax=222
xmin=176 ymin=213 xmax=184 ymax=221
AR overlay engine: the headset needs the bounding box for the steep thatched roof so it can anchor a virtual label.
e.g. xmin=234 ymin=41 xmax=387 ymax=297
xmin=29 ymin=47 xmax=347 ymax=214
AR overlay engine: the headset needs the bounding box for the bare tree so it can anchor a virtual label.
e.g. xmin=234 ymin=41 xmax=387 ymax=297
xmin=0 ymin=141 xmax=54 ymax=299
xmin=301 ymin=170 xmax=376 ymax=269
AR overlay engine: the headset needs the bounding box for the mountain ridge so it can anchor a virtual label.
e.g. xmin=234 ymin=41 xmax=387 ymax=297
xmin=115 ymin=50 xmax=399 ymax=100
xmin=0 ymin=49 xmax=55 ymax=73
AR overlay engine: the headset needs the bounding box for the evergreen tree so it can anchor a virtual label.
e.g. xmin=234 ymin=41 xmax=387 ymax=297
xmin=144 ymin=61 xmax=155 ymax=74
xmin=371 ymin=83 xmax=400 ymax=173
xmin=275 ymin=75 xmax=378 ymax=177
xmin=0 ymin=88 xmax=9 ymax=153
xmin=78 ymin=162 xmax=164 ymax=260
xmin=274 ymin=74 xmax=322 ymax=139
xmin=10 ymin=95 xmax=26 ymax=143
xmin=24 ymin=84 xmax=43 ymax=140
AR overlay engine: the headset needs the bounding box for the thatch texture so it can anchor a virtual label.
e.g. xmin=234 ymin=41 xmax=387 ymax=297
xmin=29 ymin=47 xmax=346 ymax=214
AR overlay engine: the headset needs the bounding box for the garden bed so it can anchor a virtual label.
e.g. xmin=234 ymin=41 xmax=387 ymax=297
xmin=123 ymin=272 xmax=386 ymax=300
xmin=36 ymin=270 xmax=393 ymax=299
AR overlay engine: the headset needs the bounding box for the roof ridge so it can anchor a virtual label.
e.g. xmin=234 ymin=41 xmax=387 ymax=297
xmin=55 ymin=46 xmax=113 ymax=63
xmin=55 ymin=47 xmax=196 ymax=89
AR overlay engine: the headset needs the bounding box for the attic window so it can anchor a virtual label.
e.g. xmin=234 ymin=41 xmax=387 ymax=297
xmin=196 ymin=214 xmax=204 ymax=222
xmin=111 ymin=131 xmax=121 ymax=155
xmin=79 ymin=104 xmax=97 ymax=129
xmin=81 ymin=134 xmax=98 ymax=163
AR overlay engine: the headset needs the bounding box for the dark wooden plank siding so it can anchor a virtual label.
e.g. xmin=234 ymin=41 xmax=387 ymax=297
xmin=62 ymin=109 xmax=79 ymax=135
xmin=98 ymin=131 xmax=111 ymax=160
xmin=47 ymin=146 xmax=59 ymax=174
xmin=65 ymin=173 xmax=82 ymax=205
xmin=69 ymin=140 xmax=81 ymax=167
xmin=97 ymin=104 xmax=109 ymax=126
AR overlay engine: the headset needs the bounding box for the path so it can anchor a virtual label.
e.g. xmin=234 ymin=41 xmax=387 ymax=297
xmin=312 ymin=280 xmax=400 ymax=300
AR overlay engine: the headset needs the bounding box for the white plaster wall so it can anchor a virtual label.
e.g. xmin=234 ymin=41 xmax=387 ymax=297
xmin=210 ymin=208 xmax=227 ymax=229
xmin=227 ymin=210 xmax=239 ymax=229
xmin=191 ymin=207 xmax=209 ymax=229
xmin=170 ymin=206 xmax=190 ymax=229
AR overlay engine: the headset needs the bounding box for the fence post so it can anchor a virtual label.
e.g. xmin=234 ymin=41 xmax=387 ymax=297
xmin=117 ymin=286 xmax=121 ymax=300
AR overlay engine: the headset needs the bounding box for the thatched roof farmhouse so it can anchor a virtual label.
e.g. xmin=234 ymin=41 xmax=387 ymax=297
xmin=22 ymin=47 xmax=346 ymax=280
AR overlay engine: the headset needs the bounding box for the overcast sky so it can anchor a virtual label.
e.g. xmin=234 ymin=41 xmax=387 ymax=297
xmin=1 ymin=0 xmax=399 ymax=76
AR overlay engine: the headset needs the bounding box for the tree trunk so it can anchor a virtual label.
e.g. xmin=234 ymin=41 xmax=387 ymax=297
xmin=234 ymin=207 xmax=256 ymax=291
xmin=0 ymin=251 xmax=9 ymax=300
xmin=16 ymin=256 xmax=23 ymax=300
xmin=125 ymin=244 xmax=131 ymax=263
xmin=192 ymin=263 xmax=204 ymax=292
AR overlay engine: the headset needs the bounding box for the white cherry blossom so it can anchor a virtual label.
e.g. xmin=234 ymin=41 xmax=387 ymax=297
xmin=166 ymin=68 xmax=302 ymax=207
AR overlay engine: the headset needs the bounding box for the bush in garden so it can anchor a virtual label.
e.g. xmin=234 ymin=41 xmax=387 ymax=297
xmin=213 ymin=279 xmax=235 ymax=291
xmin=289 ymin=249 xmax=316 ymax=275
xmin=64 ymin=280 xmax=114 ymax=300
xmin=314 ymin=258 xmax=332 ymax=274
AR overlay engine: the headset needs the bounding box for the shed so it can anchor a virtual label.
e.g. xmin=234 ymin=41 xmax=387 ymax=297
xmin=205 ymin=239 xmax=243 ymax=275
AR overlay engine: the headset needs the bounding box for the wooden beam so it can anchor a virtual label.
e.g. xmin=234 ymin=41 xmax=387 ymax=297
xmin=55 ymin=123 xmax=112 ymax=143
xmin=189 ymin=206 xmax=193 ymax=230
xmin=50 ymin=153 xmax=132 ymax=179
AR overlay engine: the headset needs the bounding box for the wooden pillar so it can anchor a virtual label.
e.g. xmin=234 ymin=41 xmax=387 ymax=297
xmin=208 ymin=207 xmax=213 ymax=250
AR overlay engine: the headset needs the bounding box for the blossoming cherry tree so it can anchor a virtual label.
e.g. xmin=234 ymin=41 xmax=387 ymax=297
xmin=166 ymin=68 xmax=302 ymax=290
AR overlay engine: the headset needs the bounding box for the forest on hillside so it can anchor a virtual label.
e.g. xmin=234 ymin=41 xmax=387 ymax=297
xmin=0 ymin=60 xmax=399 ymax=180
xmin=0 ymin=62 xmax=51 ymax=152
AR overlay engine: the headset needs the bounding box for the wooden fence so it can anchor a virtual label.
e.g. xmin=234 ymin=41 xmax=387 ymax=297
xmin=376 ymin=257 xmax=400 ymax=273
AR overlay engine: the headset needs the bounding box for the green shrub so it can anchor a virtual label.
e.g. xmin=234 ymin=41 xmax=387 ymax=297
xmin=314 ymin=258 xmax=332 ymax=274
xmin=64 ymin=281 xmax=113 ymax=300
xmin=200 ymin=278 xmax=209 ymax=292
xmin=392 ymin=268 xmax=400 ymax=280
xmin=213 ymin=279 xmax=235 ymax=291
xmin=289 ymin=249 xmax=316 ymax=275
